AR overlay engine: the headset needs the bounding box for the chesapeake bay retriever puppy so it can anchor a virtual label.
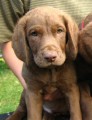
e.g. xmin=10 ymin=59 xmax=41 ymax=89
xmin=75 ymin=12 xmax=92 ymax=120
xmin=7 ymin=6 xmax=82 ymax=120
xmin=79 ymin=12 xmax=92 ymax=64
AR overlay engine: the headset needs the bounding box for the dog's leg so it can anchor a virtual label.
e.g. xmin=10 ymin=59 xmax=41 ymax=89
xmin=25 ymin=89 xmax=43 ymax=120
xmin=67 ymin=84 xmax=82 ymax=120
xmin=80 ymin=83 xmax=92 ymax=120
xmin=6 ymin=109 xmax=26 ymax=120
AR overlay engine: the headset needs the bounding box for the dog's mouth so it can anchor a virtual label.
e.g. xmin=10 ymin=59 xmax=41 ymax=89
xmin=44 ymin=63 xmax=62 ymax=68
xmin=33 ymin=51 xmax=66 ymax=68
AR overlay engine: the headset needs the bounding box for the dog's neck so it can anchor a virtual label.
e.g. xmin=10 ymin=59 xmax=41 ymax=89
xmin=51 ymin=68 xmax=57 ymax=82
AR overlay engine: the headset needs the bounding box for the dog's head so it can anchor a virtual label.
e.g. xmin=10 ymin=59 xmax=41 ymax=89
xmin=79 ymin=12 xmax=92 ymax=63
xmin=12 ymin=6 xmax=78 ymax=67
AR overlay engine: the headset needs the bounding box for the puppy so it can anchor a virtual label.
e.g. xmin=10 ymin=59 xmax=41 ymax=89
xmin=79 ymin=12 xmax=92 ymax=64
xmin=7 ymin=6 xmax=81 ymax=120
xmin=75 ymin=12 xmax=92 ymax=120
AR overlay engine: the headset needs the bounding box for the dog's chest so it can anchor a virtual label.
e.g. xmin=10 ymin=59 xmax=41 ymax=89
xmin=24 ymin=62 xmax=75 ymax=92
xmin=42 ymin=67 xmax=68 ymax=94
xmin=42 ymin=68 xmax=68 ymax=114
xmin=42 ymin=68 xmax=60 ymax=92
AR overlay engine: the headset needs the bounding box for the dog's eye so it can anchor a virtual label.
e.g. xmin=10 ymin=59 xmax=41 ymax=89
xmin=30 ymin=31 xmax=38 ymax=36
xmin=57 ymin=28 xmax=63 ymax=33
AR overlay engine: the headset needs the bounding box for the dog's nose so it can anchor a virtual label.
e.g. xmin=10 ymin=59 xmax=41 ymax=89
xmin=44 ymin=53 xmax=57 ymax=62
xmin=45 ymin=56 xmax=56 ymax=62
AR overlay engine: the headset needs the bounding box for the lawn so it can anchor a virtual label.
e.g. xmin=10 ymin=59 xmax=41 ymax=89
xmin=0 ymin=58 xmax=23 ymax=114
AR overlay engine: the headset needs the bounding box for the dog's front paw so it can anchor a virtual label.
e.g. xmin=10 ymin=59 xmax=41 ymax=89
xmin=5 ymin=112 xmax=26 ymax=120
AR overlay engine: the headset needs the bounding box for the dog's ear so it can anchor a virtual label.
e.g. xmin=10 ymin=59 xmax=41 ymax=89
xmin=79 ymin=22 xmax=92 ymax=63
xmin=63 ymin=14 xmax=79 ymax=60
xmin=12 ymin=16 xmax=30 ymax=65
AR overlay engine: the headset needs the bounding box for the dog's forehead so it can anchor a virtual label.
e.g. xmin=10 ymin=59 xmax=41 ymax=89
xmin=26 ymin=8 xmax=65 ymax=27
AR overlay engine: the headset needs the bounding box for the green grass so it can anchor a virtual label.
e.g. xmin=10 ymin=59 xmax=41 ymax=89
xmin=0 ymin=58 xmax=23 ymax=114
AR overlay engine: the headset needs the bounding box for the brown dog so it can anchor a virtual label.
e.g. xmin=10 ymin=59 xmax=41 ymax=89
xmin=79 ymin=12 xmax=92 ymax=64
xmin=75 ymin=12 xmax=92 ymax=120
xmin=7 ymin=6 xmax=81 ymax=120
